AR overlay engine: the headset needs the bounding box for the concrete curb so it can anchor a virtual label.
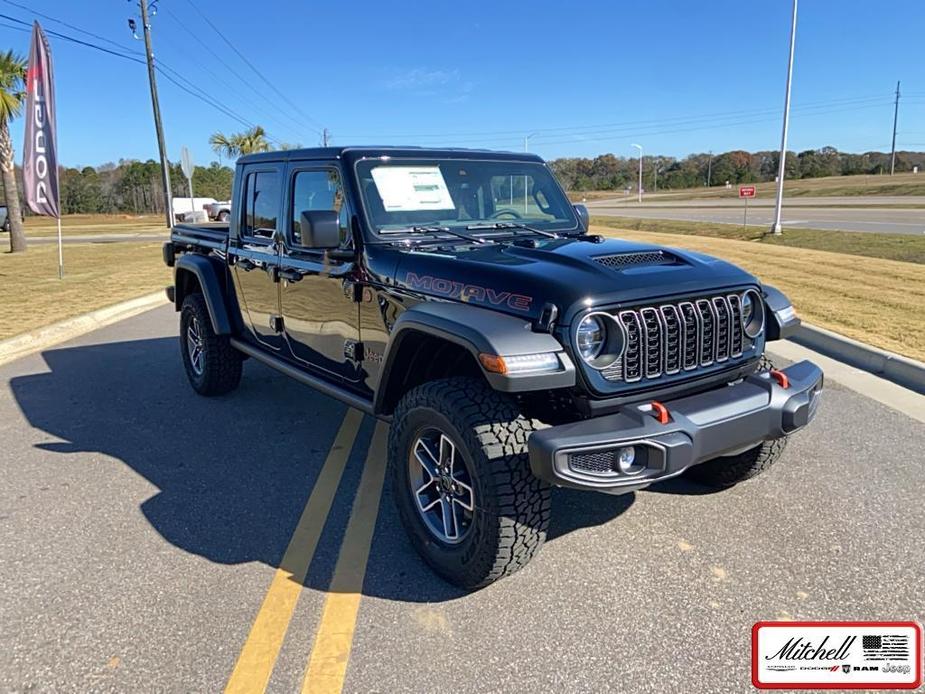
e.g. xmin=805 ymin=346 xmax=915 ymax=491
xmin=0 ymin=292 xmax=168 ymax=367
xmin=792 ymin=323 xmax=925 ymax=395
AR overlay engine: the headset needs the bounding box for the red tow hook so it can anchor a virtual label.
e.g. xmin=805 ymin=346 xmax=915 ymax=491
xmin=649 ymin=400 xmax=671 ymax=425
xmin=769 ymin=369 xmax=790 ymax=389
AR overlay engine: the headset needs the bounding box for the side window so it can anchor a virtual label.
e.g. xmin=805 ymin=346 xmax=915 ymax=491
xmin=242 ymin=170 xmax=281 ymax=238
xmin=290 ymin=169 xmax=349 ymax=246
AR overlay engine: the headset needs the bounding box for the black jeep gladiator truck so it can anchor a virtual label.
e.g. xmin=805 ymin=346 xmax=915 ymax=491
xmin=163 ymin=147 xmax=822 ymax=589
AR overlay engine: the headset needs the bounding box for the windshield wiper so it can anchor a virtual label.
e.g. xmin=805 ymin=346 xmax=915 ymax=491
xmin=465 ymin=222 xmax=560 ymax=239
xmin=381 ymin=225 xmax=496 ymax=245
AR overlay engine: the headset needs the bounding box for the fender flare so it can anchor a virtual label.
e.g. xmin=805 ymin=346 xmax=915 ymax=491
xmin=173 ymin=254 xmax=233 ymax=335
xmin=761 ymin=283 xmax=800 ymax=341
xmin=374 ymin=301 xmax=575 ymax=414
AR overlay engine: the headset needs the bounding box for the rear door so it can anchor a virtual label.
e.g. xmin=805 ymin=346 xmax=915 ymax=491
xmin=228 ymin=164 xmax=284 ymax=351
xmin=278 ymin=164 xmax=361 ymax=384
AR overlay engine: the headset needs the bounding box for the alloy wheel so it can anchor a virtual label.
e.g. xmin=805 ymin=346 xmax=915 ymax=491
xmin=408 ymin=427 xmax=476 ymax=544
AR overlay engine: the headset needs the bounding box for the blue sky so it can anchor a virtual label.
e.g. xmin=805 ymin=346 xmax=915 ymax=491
xmin=2 ymin=0 xmax=924 ymax=168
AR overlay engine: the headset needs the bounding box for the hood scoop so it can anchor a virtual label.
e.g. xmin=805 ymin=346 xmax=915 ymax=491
xmin=592 ymin=250 xmax=677 ymax=271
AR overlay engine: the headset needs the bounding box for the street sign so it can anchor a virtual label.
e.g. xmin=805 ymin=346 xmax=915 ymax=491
xmin=180 ymin=146 xmax=195 ymax=210
xmin=739 ymin=186 xmax=756 ymax=228
xmin=180 ymin=146 xmax=194 ymax=180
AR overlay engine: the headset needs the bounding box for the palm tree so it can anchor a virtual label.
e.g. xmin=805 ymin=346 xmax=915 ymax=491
xmin=209 ymin=126 xmax=272 ymax=161
xmin=208 ymin=131 xmax=235 ymax=162
xmin=0 ymin=50 xmax=27 ymax=253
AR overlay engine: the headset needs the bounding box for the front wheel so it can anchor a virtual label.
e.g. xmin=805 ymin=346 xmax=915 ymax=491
xmin=388 ymin=377 xmax=550 ymax=589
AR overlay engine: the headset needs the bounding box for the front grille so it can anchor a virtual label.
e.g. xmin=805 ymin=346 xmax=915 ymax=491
xmin=593 ymin=251 xmax=674 ymax=270
xmin=603 ymin=292 xmax=747 ymax=383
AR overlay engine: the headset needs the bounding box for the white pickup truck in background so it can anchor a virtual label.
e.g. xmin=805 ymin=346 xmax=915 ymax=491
xmin=171 ymin=198 xmax=231 ymax=223
xmin=204 ymin=201 xmax=231 ymax=222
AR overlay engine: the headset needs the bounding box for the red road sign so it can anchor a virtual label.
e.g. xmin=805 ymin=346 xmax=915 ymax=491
xmin=739 ymin=185 xmax=757 ymax=198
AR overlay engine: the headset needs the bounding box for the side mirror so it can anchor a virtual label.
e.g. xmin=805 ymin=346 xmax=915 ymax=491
xmin=573 ymin=203 xmax=590 ymax=233
xmin=298 ymin=209 xmax=341 ymax=249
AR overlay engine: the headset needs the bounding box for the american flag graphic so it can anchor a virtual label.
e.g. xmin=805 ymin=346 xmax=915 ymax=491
xmin=861 ymin=634 xmax=909 ymax=660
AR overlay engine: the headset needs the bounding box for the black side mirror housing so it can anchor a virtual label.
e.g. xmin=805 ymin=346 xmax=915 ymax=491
xmin=298 ymin=210 xmax=341 ymax=248
xmin=573 ymin=204 xmax=590 ymax=233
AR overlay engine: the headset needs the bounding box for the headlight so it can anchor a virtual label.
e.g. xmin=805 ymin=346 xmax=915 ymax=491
xmin=574 ymin=312 xmax=625 ymax=369
xmin=576 ymin=315 xmax=606 ymax=361
xmin=740 ymin=289 xmax=765 ymax=338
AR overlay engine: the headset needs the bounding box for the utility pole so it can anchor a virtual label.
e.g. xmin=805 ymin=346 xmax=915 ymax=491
xmin=890 ymin=80 xmax=901 ymax=175
xmin=631 ymin=144 xmax=643 ymax=203
xmin=138 ymin=0 xmax=173 ymax=228
xmin=523 ymin=133 xmax=535 ymax=214
xmin=770 ymin=0 xmax=797 ymax=236
xmin=706 ymin=150 xmax=713 ymax=187
xmin=653 ymin=156 xmax=659 ymax=194
xmin=322 ymin=127 xmax=330 ymax=147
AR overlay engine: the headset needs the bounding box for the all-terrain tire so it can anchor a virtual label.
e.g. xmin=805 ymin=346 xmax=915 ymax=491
xmin=388 ymin=377 xmax=551 ymax=589
xmin=179 ymin=293 xmax=243 ymax=396
xmin=684 ymin=354 xmax=787 ymax=488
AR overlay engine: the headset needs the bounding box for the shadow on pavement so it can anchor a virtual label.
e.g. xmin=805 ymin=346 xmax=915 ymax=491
xmin=11 ymin=337 xmax=633 ymax=602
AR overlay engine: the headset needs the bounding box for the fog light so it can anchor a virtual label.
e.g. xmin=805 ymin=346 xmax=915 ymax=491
xmin=617 ymin=446 xmax=636 ymax=473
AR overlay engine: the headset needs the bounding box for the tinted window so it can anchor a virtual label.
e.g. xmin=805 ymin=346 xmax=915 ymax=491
xmin=243 ymin=170 xmax=281 ymax=238
xmin=290 ymin=169 xmax=349 ymax=246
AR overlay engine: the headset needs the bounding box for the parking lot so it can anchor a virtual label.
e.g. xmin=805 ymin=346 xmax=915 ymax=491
xmin=2 ymin=305 xmax=923 ymax=693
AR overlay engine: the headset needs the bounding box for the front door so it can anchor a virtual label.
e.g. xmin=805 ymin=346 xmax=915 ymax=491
xmin=279 ymin=166 xmax=361 ymax=384
xmin=229 ymin=166 xmax=284 ymax=351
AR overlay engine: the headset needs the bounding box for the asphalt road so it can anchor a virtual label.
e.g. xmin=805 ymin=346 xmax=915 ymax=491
xmin=2 ymin=305 xmax=923 ymax=693
xmin=587 ymin=197 xmax=925 ymax=235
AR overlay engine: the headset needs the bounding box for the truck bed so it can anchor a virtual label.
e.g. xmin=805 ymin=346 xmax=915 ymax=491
xmin=171 ymin=223 xmax=228 ymax=251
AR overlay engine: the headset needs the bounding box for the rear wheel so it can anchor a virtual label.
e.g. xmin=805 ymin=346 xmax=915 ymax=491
xmin=217 ymin=210 xmax=230 ymax=223
xmin=388 ymin=377 xmax=550 ymax=589
xmin=179 ymin=293 xmax=242 ymax=396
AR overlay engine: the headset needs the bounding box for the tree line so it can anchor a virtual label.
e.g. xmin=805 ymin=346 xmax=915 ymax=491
xmin=550 ymin=147 xmax=925 ymax=191
xmin=57 ymin=160 xmax=233 ymax=215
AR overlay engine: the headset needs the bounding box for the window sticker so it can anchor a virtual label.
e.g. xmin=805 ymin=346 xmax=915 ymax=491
xmin=370 ymin=166 xmax=455 ymax=212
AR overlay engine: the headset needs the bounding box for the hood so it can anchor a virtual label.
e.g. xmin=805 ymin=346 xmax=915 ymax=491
xmin=387 ymin=236 xmax=758 ymax=324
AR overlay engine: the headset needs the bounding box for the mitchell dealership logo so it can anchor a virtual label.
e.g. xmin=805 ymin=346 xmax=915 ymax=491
xmin=752 ymin=621 xmax=922 ymax=689
xmin=764 ymin=635 xmax=856 ymax=662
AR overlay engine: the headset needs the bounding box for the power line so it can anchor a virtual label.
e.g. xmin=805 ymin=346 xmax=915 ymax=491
xmin=180 ymin=0 xmax=324 ymax=135
xmin=0 ymin=12 xmax=145 ymax=63
xmin=0 ymin=11 xmax=285 ymax=146
xmin=0 ymin=0 xmax=140 ymax=54
xmin=339 ymin=93 xmax=895 ymax=141
xmin=158 ymin=4 xmax=310 ymax=142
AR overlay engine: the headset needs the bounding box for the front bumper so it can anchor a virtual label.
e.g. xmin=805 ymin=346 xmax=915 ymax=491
xmin=528 ymin=360 xmax=823 ymax=494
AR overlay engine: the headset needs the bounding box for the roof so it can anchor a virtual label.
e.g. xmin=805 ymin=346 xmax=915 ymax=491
xmin=236 ymin=146 xmax=545 ymax=165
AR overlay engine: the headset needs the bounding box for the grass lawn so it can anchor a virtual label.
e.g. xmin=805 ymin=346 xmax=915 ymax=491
xmin=590 ymin=223 xmax=925 ymax=361
xmin=570 ymin=171 xmax=925 ymax=202
xmin=592 ymin=216 xmax=925 ymax=265
xmin=11 ymin=213 xmax=166 ymax=238
xmin=2 ymin=223 xmax=922 ymax=364
xmin=0 ymin=242 xmax=170 ymax=341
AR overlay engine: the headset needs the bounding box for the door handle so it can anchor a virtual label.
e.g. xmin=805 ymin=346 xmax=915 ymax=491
xmin=278 ymin=268 xmax=303 ymax=283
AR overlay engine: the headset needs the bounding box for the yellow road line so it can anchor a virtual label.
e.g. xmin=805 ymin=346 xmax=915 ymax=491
xmin=301 ymin=422 xmax=389 ymax=694
xmin=225 ymin=409 xmax=363 ymax=694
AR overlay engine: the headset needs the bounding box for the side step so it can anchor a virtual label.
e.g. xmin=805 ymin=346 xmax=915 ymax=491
xmin=229 ymin=338 xmax=380 ymax=417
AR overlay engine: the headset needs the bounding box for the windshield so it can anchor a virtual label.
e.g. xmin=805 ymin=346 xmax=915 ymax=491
xmin=355 ymin=158 xmax=578 ymax=234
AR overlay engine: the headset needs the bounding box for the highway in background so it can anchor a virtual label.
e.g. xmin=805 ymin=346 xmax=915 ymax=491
xmin=587 ymin=195 xmax=925 ymax=235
